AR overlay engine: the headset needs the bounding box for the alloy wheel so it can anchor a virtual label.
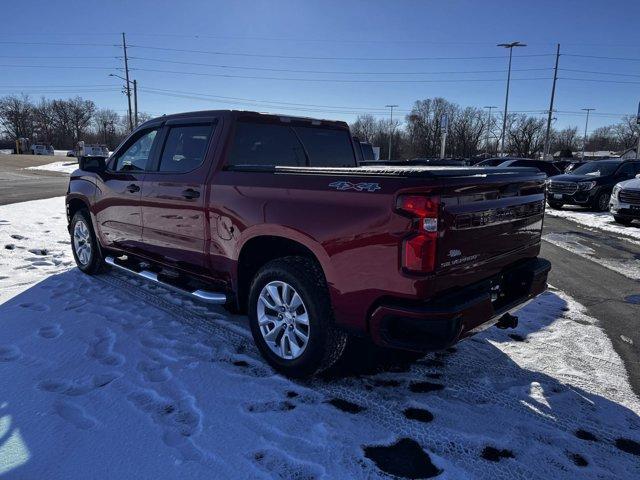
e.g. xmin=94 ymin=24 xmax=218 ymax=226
xmin=257 ymin=280 xmax=310 ymax=360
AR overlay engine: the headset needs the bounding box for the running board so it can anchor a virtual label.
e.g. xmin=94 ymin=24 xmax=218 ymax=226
xmin=104 ymin=256 xmax=227 ymax=304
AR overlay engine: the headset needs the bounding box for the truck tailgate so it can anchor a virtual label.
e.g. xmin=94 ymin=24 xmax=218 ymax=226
xmin=436 ymin=171 xmax=545 ymax=272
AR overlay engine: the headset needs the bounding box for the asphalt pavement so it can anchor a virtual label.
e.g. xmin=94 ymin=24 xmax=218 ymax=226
xmin=0 ymin=154 xmax=69 ymax=205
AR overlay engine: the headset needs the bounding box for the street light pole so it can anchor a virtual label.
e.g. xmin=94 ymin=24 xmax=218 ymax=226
xmin=497 ymin=41 xmax=527 ymax=156
xmin=581 ymin=108 xmax=594 ymax=160
xmin=484 ymin=106 xmax=497 ymax=154
xmin=385 ymin=104 xmax=398 ymax=160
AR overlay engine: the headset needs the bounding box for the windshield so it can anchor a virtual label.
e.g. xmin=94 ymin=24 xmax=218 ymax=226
xmin=569 ymin=161 xmax=619 ymax=177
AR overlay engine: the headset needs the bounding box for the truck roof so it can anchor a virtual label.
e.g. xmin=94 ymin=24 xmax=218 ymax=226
xmin=138 ymin=110 xmax=350 ymax=130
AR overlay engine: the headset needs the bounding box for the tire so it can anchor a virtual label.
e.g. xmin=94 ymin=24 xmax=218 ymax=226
xmin=592 ymin=192 xmax=611 ymax=212
xmin=248 ymin=256 xmax=347 ymax=378
xmin=613 ymin=215 xmax=633 ymax=226
xmin=547 ymin=200 xmax=563 ymax=210
xmin=70 ymin=210 xmax=106 ymax=274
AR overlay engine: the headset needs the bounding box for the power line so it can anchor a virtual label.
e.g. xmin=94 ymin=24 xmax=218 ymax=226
xmin=560 ymin=68 xmax=640 ymax=78
xmin=560 ymin=77 xmax=640 ymax=85
xmin=131 ymin=67 xmax=551 ymax=83
xmin=128 ymin=56 xmax=552 ymax=75
xmin=0 ymin=64 xmax=122 ymax=70
xmin=0 ymin=40 xmax=118 ymax=47
xmin=128 ymin=44 xmax=555 ymax=61
xmin=564 ymin=53 xmax=640 ymax=62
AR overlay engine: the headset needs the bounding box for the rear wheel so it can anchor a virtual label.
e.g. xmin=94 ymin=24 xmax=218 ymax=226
xmin=547 ymin=200 xmax=563 ymax=210
xmin=592 ymin=192 xmax=611 ymax=212
xmin=613 ymin=215 xmax=633 ymax=226
xmin=70 ymin=210 xmax=105 ymax=274
xmin=248 ymin=256 xmax=347 ymax=377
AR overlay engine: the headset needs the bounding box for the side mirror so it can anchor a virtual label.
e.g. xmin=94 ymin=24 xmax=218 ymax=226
xmin=78 ymin=156 xmax=107 ymax=173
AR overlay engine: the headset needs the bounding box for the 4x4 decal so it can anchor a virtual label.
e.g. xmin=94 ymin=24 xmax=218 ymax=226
xmin=329 ymin=181 xmax=381 ymax=192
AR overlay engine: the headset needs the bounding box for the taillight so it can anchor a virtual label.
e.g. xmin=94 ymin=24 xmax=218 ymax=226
xmin=397 ymin=195 xmax=440 ymax=273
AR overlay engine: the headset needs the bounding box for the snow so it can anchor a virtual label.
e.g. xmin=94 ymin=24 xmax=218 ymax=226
xmin=24 ymin=161 xmax=78 ymax=175
xmin=546 ymin=207 xmax=640 ymax=245
xmin=1 ymin=197 xmax=640 ymax=479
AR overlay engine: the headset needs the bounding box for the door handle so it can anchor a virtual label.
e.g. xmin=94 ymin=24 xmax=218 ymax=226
xmin=181 ymin=188 xmax=200 ymax=199
xmin=126 ymin=184 xmax=140 ymax=193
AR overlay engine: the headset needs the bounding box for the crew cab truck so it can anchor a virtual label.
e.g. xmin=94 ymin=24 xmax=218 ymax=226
xmin=66 ymin=110 xmax=550 ymax=377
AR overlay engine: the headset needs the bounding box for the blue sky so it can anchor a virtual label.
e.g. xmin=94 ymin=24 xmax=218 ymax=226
xmin=1 ymin=0 xmax=639 ymax=132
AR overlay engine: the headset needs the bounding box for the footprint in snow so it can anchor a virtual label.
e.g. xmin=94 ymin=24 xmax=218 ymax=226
xmin=616 ymin=438 xmax=640 ymax=457
xmin=10 ymin=234 xmax=25 ymax=240
xmin=18 ymin=302 xmax=49 ymax=312
xmin=4 ymin=244 xmax=15 ymax=250
xmin=244 ymin=400 xmax=296 ymax=413
xmin=38 ymin=372 xmax=121 ymax=396
xmin=403 ymin=407 xmax=434 ymax=423
xmin=86 ymin=327 xmax=125 ymax=366
xmin=252 ymin=448 xmax=325 ymax=480
xmin=38 ymin=324 xmax=63 ymax=339
xmin=326 ymin=398 xmax=365 ymax=414
xmin=575 ymin=429 xmax=599 ymax=442
xmin=363 ymin=438 xmax=442 ymax=479
xmin=567 ymin=452 xmax=588 ymax=467
xmin=409 ymin=381 xmax=445 ymax=393
xmin=137 ymin=360 xmax=172 ymax=383
xmin=480 ymin=446 xmax=515 ymax=462
xmin=54 ymin=400 xmax=97 ymax=430
xmin=0 ymin=345 xmax=22 ymax=362
xmin=28 ymin=248 xmax=49 ymax=256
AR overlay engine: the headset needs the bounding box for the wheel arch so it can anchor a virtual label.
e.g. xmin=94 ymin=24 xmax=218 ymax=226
xmin=234 ymin=231 xmax=331 ymax=314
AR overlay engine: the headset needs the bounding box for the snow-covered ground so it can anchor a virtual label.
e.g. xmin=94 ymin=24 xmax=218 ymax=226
xmin=24 ymin=161 xmax=78 ymax=175
xmin=546 ymin=207 xmax=640 ymax=245
xmin=1 ymin=198 xmax=639 ymax=479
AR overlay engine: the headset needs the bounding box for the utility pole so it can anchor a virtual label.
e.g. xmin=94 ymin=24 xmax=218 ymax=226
xmin=581 ymin=108 xmax=594 ymax=160
xmin=385 ymin=104 xmax=398 ymax=160
xmin=121 ymin=32 xmax=133 ymax=132
xmin=543 ymin=43 xmax=561 ymax=160
xmin=484 ymin=106 xmax=497 ymax=154
xmin=497 ymin=41 xmax=527 ymax=156
xmin=133 ymin=79 xmax=138 ymax=128
xmin=636 ymin=101 xmax=639 ymax=159
xmin=440 ymin=114 xmax=448 ymax=159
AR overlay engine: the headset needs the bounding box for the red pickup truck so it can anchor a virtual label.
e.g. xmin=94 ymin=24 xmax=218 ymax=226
xmin=66 ymin=110 xmax=550 ymax=377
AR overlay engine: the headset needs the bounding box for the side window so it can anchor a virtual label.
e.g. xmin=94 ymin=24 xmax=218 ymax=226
xmin=633 ymin=162 xmax=640 ymax=175
xmin=158 ymin=124 xmax=214 ymax=173
xmin=113 ymin=129 xmax=158 ymax=172
xmin=617 ymin=162 xmax=635 ymax=178
xmin=227 ymin=122 xmax=306 ymax=167
xmin=293 ymin=127 xmax=356 ymax=167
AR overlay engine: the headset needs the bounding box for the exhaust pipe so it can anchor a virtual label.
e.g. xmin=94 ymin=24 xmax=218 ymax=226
xmin=496 ymin=313 xmax=518 ymax=329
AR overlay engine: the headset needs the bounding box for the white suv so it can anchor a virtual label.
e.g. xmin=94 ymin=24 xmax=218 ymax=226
xmin=610 ymin=174 xmax=640 ymax=225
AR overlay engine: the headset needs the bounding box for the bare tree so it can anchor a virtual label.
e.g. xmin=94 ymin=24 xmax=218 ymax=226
xmin=68 ymin=97 xmax=96 ymax=143
xmin=506 ymin=114 xmax=546 ymax=158
xmin=551 ymin=126 xmax=579 ymax=153
xmin=0 ymin=95 xmax=34 ymax=139
xmin=93 ymin=109 xmax=121 ymax=147
xmin=350 ymin=114 xmax=378 ymax=143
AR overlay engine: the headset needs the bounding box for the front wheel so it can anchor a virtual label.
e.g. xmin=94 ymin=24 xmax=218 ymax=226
xmin=70 ymin=210 xmax=105 ymax=274
xmin=593 ymin=192 xmax=611 ymax=212
xmin=248 ymin=256 xmax=347 ymax=378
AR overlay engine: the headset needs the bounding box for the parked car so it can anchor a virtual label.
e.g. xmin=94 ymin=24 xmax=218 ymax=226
xmin=497 ymin=159 xmax=562 ymax=177
xmin=31 ymin=144 xmax=54 ymax=155
xmin=352 ymin=137 xmax=376 ymax=163
xmin=475 ymin=157 xmax=509 ymax=167
xmin=66 ymin=110 xmax=550 ymax=377
xmin=563 ymin=160 xmax=587 ymax=173
xmin=547 ymin=159 xmax=640 ymax=211
xmin=610 ymin=174 xmax=640 ymax=225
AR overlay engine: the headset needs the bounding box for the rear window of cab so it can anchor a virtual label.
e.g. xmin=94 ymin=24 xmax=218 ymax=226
xmin=227 ymin=121 xmax=356 ymax=168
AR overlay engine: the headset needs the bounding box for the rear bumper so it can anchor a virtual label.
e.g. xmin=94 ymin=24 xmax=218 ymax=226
xmin=368 ymin=257 xmax=551 ymax=351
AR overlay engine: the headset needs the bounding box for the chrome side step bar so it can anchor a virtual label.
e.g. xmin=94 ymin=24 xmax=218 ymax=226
xmin=104 ymin=256 xmax=227 ymax=304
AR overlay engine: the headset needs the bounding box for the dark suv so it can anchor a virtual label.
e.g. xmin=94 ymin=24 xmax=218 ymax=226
xmin=547 ymin=159 xmax=640 ymax=211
